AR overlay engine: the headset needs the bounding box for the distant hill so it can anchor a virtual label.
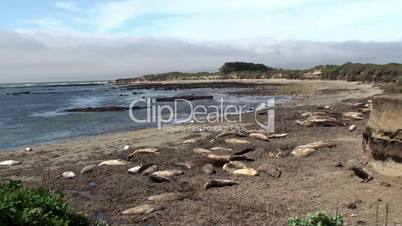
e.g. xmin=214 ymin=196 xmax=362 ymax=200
xmin=114 ymin=62 xmax=402 ymax=84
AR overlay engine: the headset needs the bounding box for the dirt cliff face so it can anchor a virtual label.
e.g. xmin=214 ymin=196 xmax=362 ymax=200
xmin=363 ymin=95 xmax=402 ymax=162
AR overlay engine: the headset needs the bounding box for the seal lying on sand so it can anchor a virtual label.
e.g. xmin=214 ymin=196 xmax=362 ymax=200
xmin=204 ymin=179 xmax=239 ymax=189
xmin=98 ymin=159 xmax=128 ymax=166
xmin=225 ymin=139 xmax=250 ymax=145
xmin=0 ymin=160 xmax=21 ymax=166
xmin=122 ymin=204 xmax=164 ymax=215
xmin=148 ymin=192 xmax=186 ymax=202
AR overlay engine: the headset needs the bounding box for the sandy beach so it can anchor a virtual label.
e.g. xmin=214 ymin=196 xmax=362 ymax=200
xmin=1 ymin=80 xmax=401 ymax=225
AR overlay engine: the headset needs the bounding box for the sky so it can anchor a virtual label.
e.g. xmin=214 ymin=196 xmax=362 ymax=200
xmin=1 ymin=0 xmax=402 ymax=83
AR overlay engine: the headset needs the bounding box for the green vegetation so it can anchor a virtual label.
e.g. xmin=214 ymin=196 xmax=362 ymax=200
xmin=219 ymin=62 xmax=272 ymax=73
xmin=115 ymin=62 xmax=402 ymax=86
xmin=0 ymin=180 xmax=89 ymax=226
xmin=288 ymin=212 xmax=344 ymax=226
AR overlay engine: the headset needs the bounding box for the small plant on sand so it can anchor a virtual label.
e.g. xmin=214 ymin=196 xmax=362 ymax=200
xmin=0 ymin=180 xmax=89 ymax=226
xmin=288 ymin=211 xmax=344 ymax=226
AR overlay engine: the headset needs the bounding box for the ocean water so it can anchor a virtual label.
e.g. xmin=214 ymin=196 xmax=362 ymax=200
xmin=0 ymin=82 xmax=291 ymax=150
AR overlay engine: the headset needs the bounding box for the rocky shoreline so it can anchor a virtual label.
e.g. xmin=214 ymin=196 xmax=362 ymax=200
xmin=1 ymin=80 xmax=401 ymax=225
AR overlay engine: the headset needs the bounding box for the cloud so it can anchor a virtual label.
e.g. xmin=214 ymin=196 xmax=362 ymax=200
xmin=55 ymin=1 xmax=81 ymax=12
xmin=1 ymin=30 xmax=402 ymax=83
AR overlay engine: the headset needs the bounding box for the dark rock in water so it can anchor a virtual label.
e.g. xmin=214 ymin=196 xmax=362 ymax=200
xmin=10 ymin=91 xmax=31 ymax=96
xmin=155 ymin=95 xmax=213 ymax=102
xmin=65 ymin=106 xmax=145 ymax=112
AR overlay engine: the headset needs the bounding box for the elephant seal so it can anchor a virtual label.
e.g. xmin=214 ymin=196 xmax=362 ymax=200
xmin=201 ymin=164 xmax=216 ymax=175
xmin=62 ymin=171 xmax=76 ymax=179
xmin=225 ymin=139 xmax=250 ymax=145
xmin=0 ymin=160 xmax=21 ymax=166
xmin=80 ymin=164 xmax=96 ymax=174
xmin=122 ymin=204 xmax=164 ymax=215
xmin=204 ymin=179 xmax=239 ymax=189
xmin=233 ymin=168 xmax=258 ymax=176
xmin=148 ymin=192 xmax=186 ymax=202
xmin=248 ymin=133 xmax=269 ymax=141
xmin=98 ymin=159 xmax=128 ymax=166
xmin=223 ymin=161 xmax=247 ymax=174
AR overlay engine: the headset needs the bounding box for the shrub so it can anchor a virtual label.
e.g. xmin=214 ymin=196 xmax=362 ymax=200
xmin=0 ymin=180 xmax=89 ymax=226
xmin=288 ymin=211 xmax=344 ymax=226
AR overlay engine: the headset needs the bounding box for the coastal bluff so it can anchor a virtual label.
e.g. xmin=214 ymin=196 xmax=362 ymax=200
xmin=363 ymin=95 xmax=402 ymax=162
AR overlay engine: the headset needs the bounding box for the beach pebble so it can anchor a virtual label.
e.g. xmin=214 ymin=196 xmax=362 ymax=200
xmin=349 ymin=125 xmax=357 ymax=131
xmin=148 ymin=192 xmax=186 ymax=202
xmin=88 ymin=181 xmax=97 ymax=188
xmin=98 ymin=159 xmax=128 ymax=166
xmin=224 ymin=138 xmax=250 ymax=145
xmin=204 ymin=179 xmax=239 ymax=190
xmin=233 ymin=168 xmax=258 ymax=176
xmin=201 ymin=164 xmax=216 ymax=175
xmin=80 ymin=164 xmax=96 ymax=174
xmin=122 ymin=204 xmax=164 ymax=215
xmin=0 ymin=160 xmax=21 ymax=166
xmin=62 ymin=171 xmax=76 ymax=179
xmin=25 ymin=147 xmax=33 ymax=152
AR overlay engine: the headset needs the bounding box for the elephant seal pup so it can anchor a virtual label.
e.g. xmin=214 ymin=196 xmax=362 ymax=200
xmin=211 ymin=147 xmax=232 ymax=152
xmin=233 ymin=168 xmax=259 ymax=176
xmin=128 ymin=166 xmax=142 ymax=174
xmin=141 ymin=165 xmax=159 ymax=175
xmin=225 ymin=139 xmax=250 ymax=145
xmin=98 ymin=159 xmax=128 ymax=166
xmin=223 ymin=161 xmax=247 ymax=174
xmin=62 ymin=171 xmax=76 ymax=179
xmin=204 ymin=179 xmax=239 ymax=190
xmin=80 ymin=164 xmax=96 ymax=174
xmin=233 ymin=146 xmax=255 ymax=155
xmin=128 ymin=148 xmax=159 ymax=158
xmin=122 ymin=204 xmax=164 ymax=215
xmin=148 ymin=192 xmax=186 ymax=202
xmin=210 ymin=131 xmax=247 ymax=143
xmin=149 ymin=169 xmax=184 ymax=182
xmin=205 ymin=154 xmax=230 ymax=166
xmin=183 ymin=138 xmax=198 ymax=144
xmin=248 ymin=133 xmax=269 ymax=141
xmin=201 ymin=164 xmax=216 ymax=175
xmin=0 ymin=160 xmax=21 ymax=166
xmin=193 ymin=148 xmax=211 ymax=156
xmin=268 ymin=133 xmax=288 ymax=138
xmin=229 ymin=155 xmax=255 ymax=162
